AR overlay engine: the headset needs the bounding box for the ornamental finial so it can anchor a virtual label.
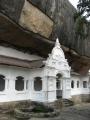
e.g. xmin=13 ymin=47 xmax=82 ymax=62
xmin=55 ymin=38 xmax=61 ymax=48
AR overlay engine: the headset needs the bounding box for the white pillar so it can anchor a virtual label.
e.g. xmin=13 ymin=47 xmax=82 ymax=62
xmin=62 ymin=78 xmax=71 ymax=99
xmin=46 ymin=76 xmax=56 ymax=102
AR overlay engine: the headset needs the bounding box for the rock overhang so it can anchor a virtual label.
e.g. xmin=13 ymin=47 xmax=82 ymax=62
xmin=0 ymin=0 xmax=90 ymax=75
xmin=0 ymin=12 xmax=54 ymax=57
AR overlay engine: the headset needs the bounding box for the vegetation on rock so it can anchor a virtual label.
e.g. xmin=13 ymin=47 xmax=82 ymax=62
xmin=73 ymin=0 xmax=90 ymax=39
xmin=74 ymin=12 xmax=88 ymax=39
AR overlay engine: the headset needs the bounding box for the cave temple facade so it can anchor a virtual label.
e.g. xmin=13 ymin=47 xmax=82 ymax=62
xmin=0 ymin=39 xmax=89 ymax=103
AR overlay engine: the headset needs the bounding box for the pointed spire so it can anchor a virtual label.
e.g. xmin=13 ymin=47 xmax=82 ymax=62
xmin=55 ymin=38 xmax=61 ymax=48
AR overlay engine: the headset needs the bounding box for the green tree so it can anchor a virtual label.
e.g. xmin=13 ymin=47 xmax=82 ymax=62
xmin=77 ymin=0 xmax=90 ymax=18
xmin=73 ymin=0 xmax=90 ymax=39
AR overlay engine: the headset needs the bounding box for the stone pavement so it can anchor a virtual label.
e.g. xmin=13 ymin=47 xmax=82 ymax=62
xmin=31 ymin=103 xmax=90 ymax=120
xmin=0 ymin=103 xmax=90 ymax=120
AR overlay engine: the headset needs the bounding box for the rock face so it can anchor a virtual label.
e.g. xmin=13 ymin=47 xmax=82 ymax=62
xmin=0 ymin=0 xmax=90 ymax=57
xmin=19 ymin=0 xmax=53 ymax=38
xmin=0 ymin=0 xmax=54 ymax=38
xmin=0 ymin=13 xmax=53 ymax=57
xmin=0 ymin=0 xmax=25 ymax=22
xmin=31 ymin=0 xmax=90 ymax=58
xmin=0 ymin=0 xmax=89 ymax=73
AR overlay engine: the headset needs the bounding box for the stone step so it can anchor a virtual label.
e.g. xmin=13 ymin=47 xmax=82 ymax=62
xmin=48 ymin=99 xmax=74 ymax=109
xmin=62 ymin=99 xmax=74 ymax=107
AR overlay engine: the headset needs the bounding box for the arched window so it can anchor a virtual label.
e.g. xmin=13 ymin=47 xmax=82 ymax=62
xmin=15 ymin=76 xmax=24 ymax=91
xmin=77 ymin=81 xmax=79 ymax=88
xmin=83 ymin=81 xmax=87 ymax=88
xmin=34 ymin=77 xmax=42 ymax=91
xmin=0 ymin=75 xmax=5 ymax=91
xmin=56 ymin=73 xmax=62 ymax=80
xmin=71 ymin=80 xmax=74 ymax=88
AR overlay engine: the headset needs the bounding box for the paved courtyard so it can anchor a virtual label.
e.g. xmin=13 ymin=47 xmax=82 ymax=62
xmin=31 ymin=103 xmax=90 ymax=120
xmin=51 ymin=103 xmax=90 ymax=120
xmin=0 ymin=103 xmax=90 ymax=120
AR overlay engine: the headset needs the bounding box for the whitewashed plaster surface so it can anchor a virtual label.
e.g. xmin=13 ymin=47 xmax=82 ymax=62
xmin=0 ymin=46 xmax=43 ymax=61
xmin=0 ymin=65 xmax=45 ymax=102
xmin=44 ymin=39 xmax=71 ymax=100
xmin=71 ymin=74 xmax=90 ymax=96
xmin=0 ymin=39 xmax=71 ymax=102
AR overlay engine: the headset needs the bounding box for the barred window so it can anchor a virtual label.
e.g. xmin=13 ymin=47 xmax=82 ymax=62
xmin=34 ymin=77 xmax=42 ymax=91
xmin=83 ymin=81 xmax=87 ymax=88
xmin=0 ymin=75 xmax=5 ymax=91
xmin=77 ymin=81 xmax=79 ymax=88
xmin=15 ymin=76 xmax=24 ymax=91
xmin=26 ymin=80 xmax=29 ymax=90
xmin=71 ymin=80 xmax=74 ymax=88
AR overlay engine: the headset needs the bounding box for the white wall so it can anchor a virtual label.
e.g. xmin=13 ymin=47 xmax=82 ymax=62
xmin=0 ymin=46 xmax=43 ymax=60
xmin=0 ymin=65 xmax=46 ymax=102
xmin=71 ymin=75 xmax=90 ymax=96
xmin=80 ymin=76 xmax=90 ymax=94
xmin=0 ymin=66 xmax=89 ymax=103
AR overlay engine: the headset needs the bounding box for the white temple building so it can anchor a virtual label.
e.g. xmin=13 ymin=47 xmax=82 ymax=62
xmin=0 ymin=39 xmax=90 ymax=103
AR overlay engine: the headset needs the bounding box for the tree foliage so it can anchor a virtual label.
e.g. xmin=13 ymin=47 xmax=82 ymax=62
xmin=77 ymin=0 xmax=90 ymax=18
xmin=73 ymin=0 xmax=90 ymax=39
xmin=74 ymin=15 xmax=88 ymax=39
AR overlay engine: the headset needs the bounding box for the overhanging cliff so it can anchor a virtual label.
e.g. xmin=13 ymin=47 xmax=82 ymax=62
xmin=0 ymin=0 xmax=90 ymax=74
xmin=0 ymin=0 xmax=90 ymax=58
xmin=0 ymin=0 xmax=54 ymax=38
xmin=30 ymin=0 xmax=90 ymax=58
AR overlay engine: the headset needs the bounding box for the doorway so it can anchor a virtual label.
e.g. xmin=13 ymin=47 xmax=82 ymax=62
xmin=56 ymin=73 xmax=62 ymax=99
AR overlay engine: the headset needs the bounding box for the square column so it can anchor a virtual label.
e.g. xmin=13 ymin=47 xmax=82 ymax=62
xmin=46 ymin=76 xmax=56 ymax=102
xmin=62 ymin=78 xmax=71 ymax=99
